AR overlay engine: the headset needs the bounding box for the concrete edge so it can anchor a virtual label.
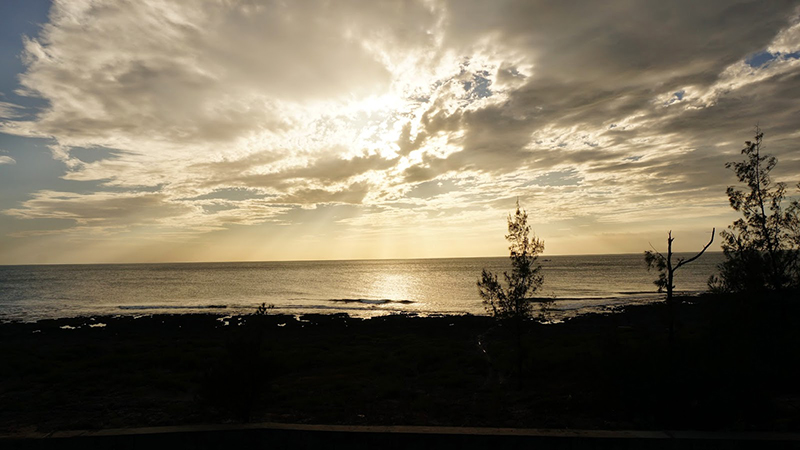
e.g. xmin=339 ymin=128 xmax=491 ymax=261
xmin=2 ymin=423 xmax=799 ymax=442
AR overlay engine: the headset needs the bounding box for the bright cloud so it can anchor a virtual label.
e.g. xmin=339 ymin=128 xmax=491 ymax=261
xmin=1 ymin=0 xmax=800 ymax=262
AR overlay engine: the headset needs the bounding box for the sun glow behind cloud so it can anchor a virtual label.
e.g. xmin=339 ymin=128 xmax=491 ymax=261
xmin=0 ymin=0 xmax=799 ymax=264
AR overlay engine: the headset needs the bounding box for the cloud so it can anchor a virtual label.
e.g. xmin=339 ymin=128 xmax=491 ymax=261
xmin=211 ymin=152 xmax=398 ymax=189
xmin=4 ymin=0 xmax=800 ymax=255
xmin=0 ymin=156 xmax=16 ymax=165
xmin=769 ymin=16 xmax=800 ymax=53
xmin=4 ymin=191 xmax=195 ymax=227
xmin=0 ymin=101 xmax=25 ymax=119
xmin=277 ymin=182 xmax=372 ymax=205
xmin=14 ymin=0 xmax=439 ymax=146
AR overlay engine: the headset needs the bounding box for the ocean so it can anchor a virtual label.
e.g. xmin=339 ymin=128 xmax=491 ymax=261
xmin=0 ymin=253 xmax=724 ymax=322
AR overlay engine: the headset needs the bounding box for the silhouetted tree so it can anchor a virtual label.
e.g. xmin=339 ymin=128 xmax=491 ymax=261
xmin=478 ymin=200 xmax=545 ymax=321
xmin=709 ymin=127 xmax=800 ymax=293
xmin=255 ymin=302 xmax=274 ymax=315
xmin=645 ymin=229 xmax=715 ymax=344
xmin=478 ymin=200 xmax=544 ymax=377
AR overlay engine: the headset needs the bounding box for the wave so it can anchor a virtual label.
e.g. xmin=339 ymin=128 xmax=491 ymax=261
xmin=530 ymin=296 xmax=628 ymax=302
xmin=329 ymin=299 xmax=415 ymax=305
xmin=119 ymin=305 xmax=227 ymax=310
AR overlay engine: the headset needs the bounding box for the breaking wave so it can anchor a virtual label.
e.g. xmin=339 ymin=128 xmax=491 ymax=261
xmin=119 ymin=305 xmax=228 ymax=310
xmin=329 ymin=299 xmax=415 ymax=305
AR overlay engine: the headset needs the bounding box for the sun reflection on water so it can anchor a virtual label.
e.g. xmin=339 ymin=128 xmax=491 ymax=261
xmin=364 ymin=272 xmax=422 ymax=307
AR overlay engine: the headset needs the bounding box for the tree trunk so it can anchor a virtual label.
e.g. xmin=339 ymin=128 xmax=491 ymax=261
xmin=667 ymin=232 xmax=675 ymax=347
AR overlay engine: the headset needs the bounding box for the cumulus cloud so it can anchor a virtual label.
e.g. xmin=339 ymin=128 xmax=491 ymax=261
xmin=3 ymin=0 xmax=800 ymax=255
xmin=13 ymin=0 xmax=439 ymax=145
xmin=0 ymin=155 xmax=16 ymax=165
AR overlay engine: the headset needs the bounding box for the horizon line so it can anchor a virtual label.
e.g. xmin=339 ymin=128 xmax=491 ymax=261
xmin=0 ymin=251 xmax=725 ymax=267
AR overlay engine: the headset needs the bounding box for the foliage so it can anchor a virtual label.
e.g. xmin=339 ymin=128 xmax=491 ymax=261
xmin=709 ymin=128 xmax=800 ymax=293
xmin=478 ymin=200 xmax=545 ymax=321
xmin=644 ymin=250 xmax=669 ymax=293
xmin=255 ymin=302 xmax=275 ymax=315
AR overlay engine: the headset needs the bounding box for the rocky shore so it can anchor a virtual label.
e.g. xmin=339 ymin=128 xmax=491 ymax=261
xmin=1 ymin=294 xmax=798 ymax=434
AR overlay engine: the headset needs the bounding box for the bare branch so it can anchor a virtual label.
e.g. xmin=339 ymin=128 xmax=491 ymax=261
xmin=647 ymin=242 xmax=664 ymax=259
xmin=674 ymin=228 xmax=715 ymax=271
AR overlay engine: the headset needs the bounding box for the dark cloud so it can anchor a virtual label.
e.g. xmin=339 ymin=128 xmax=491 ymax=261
xmin=277 ymin=182 xmax=371 ymax=205
xmin=205 ymin=152 xmax=396 ymax=192
xmin=406 ymin=179 xmax=459 ymax=199
xmin=386 ymin=0 xmax=800 ymax=188
xmin=528 ymin=169 xmax=582 ymax=187
xmin=283 ymin=153 xmax=397 ymax=182
xmin=445 ymin=1 xmax=797 ymax=83
xmin=5 ymin=191 xmax=193 ymax=227
xmin=183 ymin=188 xmax=267 ymax=202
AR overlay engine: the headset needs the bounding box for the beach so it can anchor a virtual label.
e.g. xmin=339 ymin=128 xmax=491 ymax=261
xmin=1 ymin=294 xmax=798 ymax=435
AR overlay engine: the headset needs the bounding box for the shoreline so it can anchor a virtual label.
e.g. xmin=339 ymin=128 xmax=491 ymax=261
xmin=2 ymin=295 xmax=798 ymax=433
xmin=0 ymin=254 xmax=718 ymax=323
xmin=0 ymin=290 xmax=675 ymax=324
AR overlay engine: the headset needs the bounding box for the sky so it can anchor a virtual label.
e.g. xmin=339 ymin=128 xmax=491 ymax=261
xmin=1 ymin=0 xmax=800 ymax=264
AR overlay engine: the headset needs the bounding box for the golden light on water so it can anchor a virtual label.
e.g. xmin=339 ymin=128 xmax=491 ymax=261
xmin=371 ymin=273 xmax=416 ymax=301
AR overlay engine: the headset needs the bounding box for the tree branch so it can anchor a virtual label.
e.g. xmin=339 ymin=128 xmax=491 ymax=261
xmin=647 ymin=242 xmax=665 ymax=260
xmin=674 ymin=228 xmax=715 ymax=271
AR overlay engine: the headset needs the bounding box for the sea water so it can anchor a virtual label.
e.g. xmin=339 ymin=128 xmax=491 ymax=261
xmin=0 ymin=253 xmax=724 ymax=322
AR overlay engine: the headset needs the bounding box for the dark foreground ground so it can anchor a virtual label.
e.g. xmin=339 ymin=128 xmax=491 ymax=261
xmin=1 ymin=294 xmax=799 ymax=435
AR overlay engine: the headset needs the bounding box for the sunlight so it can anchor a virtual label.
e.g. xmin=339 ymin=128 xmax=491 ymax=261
xmin=367 ymin=272 xmax=417 ymax=302
xmin=353 ymin=93 xmax=404 ymax=115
